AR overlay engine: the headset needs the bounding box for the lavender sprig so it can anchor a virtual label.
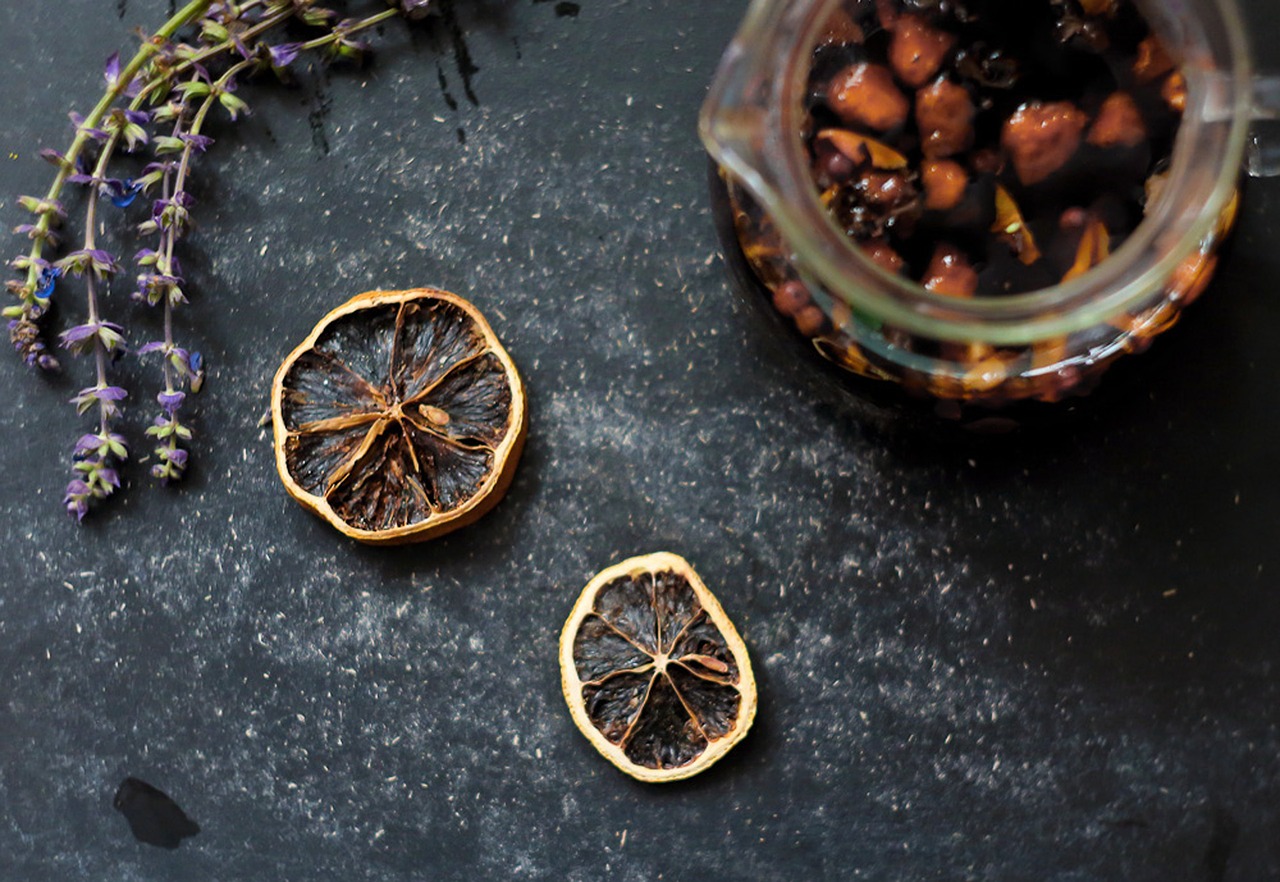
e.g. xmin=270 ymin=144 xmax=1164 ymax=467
xmin=5 ymin=0 xmax=215 ymax=370
xmin=135 ymin=59 xmax=254 ymax=482
xmin=56 ymin=122 xmax=131 ymax=520
xmin=7 ymin=0 xmax=439 ymax=518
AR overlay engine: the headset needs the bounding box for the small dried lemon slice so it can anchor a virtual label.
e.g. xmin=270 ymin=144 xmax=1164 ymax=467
xmin=560 ymin=552 xmax=757 ymax=782
xmin=271 ymin=288 xmax=526 ymax=545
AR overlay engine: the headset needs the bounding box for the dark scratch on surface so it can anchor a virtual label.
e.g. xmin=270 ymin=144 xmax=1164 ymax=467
xmin=435 ymin=63 xmax=458 ymax=112
xmin=117 ymin=0 xmax=128 ymax=18
xmin=437 ymin=0 xmax=480 ymax=106
xmin=307 ymin=81 xmax=333 ymax=157
xmin=533 ymin=0 xmax=582 ymax=18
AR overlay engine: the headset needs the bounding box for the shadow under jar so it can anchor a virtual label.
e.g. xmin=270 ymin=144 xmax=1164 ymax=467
xmin=701 ymin=0 xmax=1273 ymax=424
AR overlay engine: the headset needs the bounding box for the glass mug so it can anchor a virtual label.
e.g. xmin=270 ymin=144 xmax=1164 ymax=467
xmin=699 ymin=0 xmax=1279 ymax=420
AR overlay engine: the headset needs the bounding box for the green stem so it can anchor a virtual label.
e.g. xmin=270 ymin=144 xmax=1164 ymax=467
xmin=146 ymin=57 xmax=249 ymax=404
xmin=300 ymin=7 xmax=400 ymax=52
xmin=82 ymin=129 xmax=123 ymax=434
xmin=21 ymin=0 xmax=214 ymax=299
xmin=129 ymin=5 xmax=293 ymax=109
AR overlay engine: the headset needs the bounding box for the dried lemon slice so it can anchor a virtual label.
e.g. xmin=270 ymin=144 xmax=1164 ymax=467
xmin=271 ymin=288 xmax=526 ymax=545
xmin=560 ymin=552 xmax=757 ymax=782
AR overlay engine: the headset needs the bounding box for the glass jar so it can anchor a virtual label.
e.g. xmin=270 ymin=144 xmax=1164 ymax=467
xmin=700 ymin=0 xmax=1279 ymax=419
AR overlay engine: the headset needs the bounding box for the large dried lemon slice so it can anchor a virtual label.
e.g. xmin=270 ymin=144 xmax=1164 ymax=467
xmin=271 ymin=288 xmax=526 ymax=545
xmin=560 ymin=552 xmax=757 ymax=782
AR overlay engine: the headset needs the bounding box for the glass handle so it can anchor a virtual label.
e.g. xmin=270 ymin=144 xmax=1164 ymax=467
xmin=1248 ymin=75 xmax=1280 ymax=177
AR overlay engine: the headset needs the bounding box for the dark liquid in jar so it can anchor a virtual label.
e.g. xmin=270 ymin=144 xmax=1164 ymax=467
xmin=805 ymin=0 xmax=1184 ymax=298
xmin=718 ymin=0 xmax=1235 ymax=414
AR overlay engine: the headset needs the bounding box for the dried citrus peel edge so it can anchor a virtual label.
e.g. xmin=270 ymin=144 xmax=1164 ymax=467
xmin=270 ymin=288 xmax=527 ymax=546
xmin=559 ymin=551 xmax=758 ymax=783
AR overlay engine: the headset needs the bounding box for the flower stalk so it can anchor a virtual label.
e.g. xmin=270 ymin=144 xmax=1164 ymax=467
xmin=8 ymin=0 xmax=440 ymax=518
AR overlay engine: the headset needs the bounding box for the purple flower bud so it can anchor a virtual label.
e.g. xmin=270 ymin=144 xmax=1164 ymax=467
xmin=9 ymin=255 xmax=47 ymax=272
xmin=59 ymin=323 xmax=102 ymax=346
xmin=68 ymin=111 xmax=111 ymax=141
xmin=39 ymin=148 xmax=68 ymax=169
xmin=268 ymin=42 xmax=302 ymax=68
xmin=179 ymin=133 xmax=214 ymax=153
xmin=124 ymin=109 xmax=150 ymax=126
xmin=167 ymin=448 xmax=189 ymax=469
xmin=397 ymin=0 xmax=434 ymax=18
xmin=73 ymin=384 xmax=129 ymax=413
xmin=108 ymin=178 xmax=144 ymax=208
xmin=137 ymin=340 xmax=168 ymax=355
xmin=97 ymin=468 xmax=121 ymax=489
xmin=64 ymin=484 xmax=90 ymax=521
xmin=35 ymin=265 xmax=61 ymax=299
xmin=158 ymin=389 xmax=186 ymax=413
xmin=104 ymin=52 xmax=121 ymax=87
xmin=74 ymin=433 xmax=102 ymax=455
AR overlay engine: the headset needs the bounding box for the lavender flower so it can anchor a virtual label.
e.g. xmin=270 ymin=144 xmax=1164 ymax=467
xmin=38 ymin=148 xmax=71 ymax=170
xmin=59 ymin=320 xmax=126 ymax=355
xmin=267 ymin=42 xmax=302 ymax=69
xmin=107 ymin=179 xmax=144 ymax=208
xmin=70 ymin=384 xmax=128 ymax=417
xmin=68 ymin=111 xmax=110 ymax=142
xmin=55 ymin=248 xmax=120 ymax=280
xmin=12 ymin=223 xmax=60 ymax=247
xmin=11 ymin=0 xmax=437 ymax=518
xmin=16 ymin=195 xmax=67 ymax=222
xmin=391 ymin=0 xmax=435 ymax=19
xmin=35 ymin=265 xmax=61 ymax=300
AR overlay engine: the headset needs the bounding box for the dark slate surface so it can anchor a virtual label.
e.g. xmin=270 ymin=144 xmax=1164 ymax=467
xmin=2 ymin=1 xmax=1280 ymax=879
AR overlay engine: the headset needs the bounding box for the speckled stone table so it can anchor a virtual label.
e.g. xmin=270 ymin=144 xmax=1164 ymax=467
xmin=2 ymin=1 xmax=1279 ymax=879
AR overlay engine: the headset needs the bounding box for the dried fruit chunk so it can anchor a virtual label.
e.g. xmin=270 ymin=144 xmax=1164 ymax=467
xmin=1133 ymin=34 xmax=1175 ymax=83
xmin=271 ymin=288 xmax=527 ymax=545
xmin=916 ymin=78 xmax=975 ymax=159
xmin=1001 ymin=101 xmax=1088 ymax=186
xmin=560 ymin=552 xmax=757 ymax=783
xmin=1088 ymin=92 xmax=1145 ymax=148
xmin=1161 ymin=72 xmax=1187 ymax=112
xmin=889 ymin=14 xmax=957 ymax=88
xmin=827 ymin=62 xmax=911 ymax=132
xmin=922 ymin=160 xmax=968 ymax=211
xmin=1079 ymin=0 xmax=1118 ymax=15
xmin=861 ymin=238 xmax=907 ymax=274
xmin=923 ymin=244 xmax=979 ymax=298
